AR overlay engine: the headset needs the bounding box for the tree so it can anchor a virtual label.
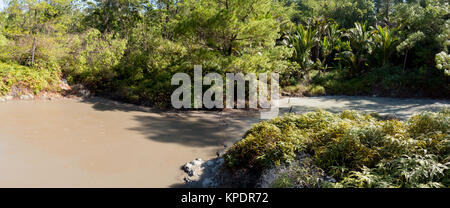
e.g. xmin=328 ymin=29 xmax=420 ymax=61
xmin=176 ymin=0 xmax=286 ymax=56
xmin=83 ymin=0 xmax=146 ymax=37
xmin=338 ymin=22 xmax=373 ymax=75
xmin=372 ymin=25 xmax=399 ymax=66
xmin=290 ymin=24 xmax=316 ymax=70
xmin=435 ymin=51 xmax=449 ymax=75
xmin=1 ymin=0 xmax=79 ymax=66
xmin=293 ymin=0 xmax=376 ymax=28
xmin=3 ymin=0 xmax=77 ymax=36
xmin=391 ymin=0 xmax=448 ymax=68
xmin=396 ymin=31 xmax=425 ymax=71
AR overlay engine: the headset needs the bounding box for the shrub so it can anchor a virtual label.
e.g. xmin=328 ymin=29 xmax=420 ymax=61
xmin=269 ymin=154 xmax=327 ymax=188
xmin=407 ymin=110 xmax=450 ymax=159
xmin=282 ymin=84 xmax=308 ymax=96
xmin=225 ymin=108 xmax=450 ymax=188
xmin=63 ymin=29 xmax=127 ymax=89
xmin=0 ymin=61 xmax=61 ymax=95
xmin=318 ymin=65 xmax=449 ymax=98
xmin=225 ymin=120 xmax=305 ymax=170
xmin=435 ymin=51 xmax=450 ymax=76
xmin=306 ymin=85 xmax=325 ymax=96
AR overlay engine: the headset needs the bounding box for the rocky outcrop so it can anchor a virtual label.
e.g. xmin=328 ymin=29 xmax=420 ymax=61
xmin=68 ymin=84 xmax=91 ymax=98
xmin=183 ymin=152 xmax=337 ymax=188
xmin=0 ymin=79 xmax=72 ymax=102
xmin=183 ymin=158 xmax=225 ymax=188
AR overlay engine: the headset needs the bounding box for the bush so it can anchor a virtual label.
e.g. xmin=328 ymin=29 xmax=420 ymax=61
xmin=317 ymin=65 xmax=449 ymax=98
xmin=225 ymin=109 xmax=450 ymax=188
xmin=0 ymin=34 xmax=68 ymax=67
xmin=63 ymin=29 xmax=127 ymax=89
xmin=225 ymin=120 xmax=305 ymax=170
xmin=0 ymin=61 xmax=61 ymax=95
xmin=306 ymin=85 xmax=325 ymax=96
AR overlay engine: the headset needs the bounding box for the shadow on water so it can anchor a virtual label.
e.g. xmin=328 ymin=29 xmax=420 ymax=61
xmin=80 ymin=97 xmax=230 ymax=148
xmin=79 ymin=97 xmax=161 ymax=113
xmin=127 ymin=114 xmax=227 ymax=147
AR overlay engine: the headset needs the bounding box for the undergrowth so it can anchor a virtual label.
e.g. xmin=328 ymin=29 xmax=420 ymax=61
xmin=0 ymin=61 xmax=61 ymax=96
xmin=225 ymin=109 xmax=450 ymax=188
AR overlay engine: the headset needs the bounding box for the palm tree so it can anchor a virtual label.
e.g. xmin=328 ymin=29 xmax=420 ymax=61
xmin=338 ymin=22 xmax=373 ymax=76
xmin=317 ymin=22 xmax=343 ymax=74
xmin=372 ymin=26 xmax=399 ymax=66
xmin=290 ymin=25 xmax=317 ymax=71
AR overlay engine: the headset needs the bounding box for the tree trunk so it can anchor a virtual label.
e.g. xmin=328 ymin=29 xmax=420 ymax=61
xmin=403 ymin=49 xmax=408 ymax=72
xmin=385 ymin=0 xmax=390 ymax=21
xmin=31 ymin=37 xmax=36 ymax=66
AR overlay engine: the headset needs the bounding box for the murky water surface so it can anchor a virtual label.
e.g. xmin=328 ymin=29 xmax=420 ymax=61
xmin=0 ymin=98 xmax=258 ymax=187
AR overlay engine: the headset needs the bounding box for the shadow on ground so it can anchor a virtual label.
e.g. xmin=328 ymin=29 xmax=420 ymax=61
xmin=281 ymin=96 xmax=449 ymax=120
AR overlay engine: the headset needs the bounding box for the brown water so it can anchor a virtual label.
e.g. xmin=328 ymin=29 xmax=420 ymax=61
xmin=0 ymin=96 xmax=447 ymax=187
xmin=0 ymin=98 xmax=258 ymax=187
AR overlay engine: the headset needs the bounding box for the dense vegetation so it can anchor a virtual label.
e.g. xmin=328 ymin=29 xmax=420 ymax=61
xmin=225 ymin=109 xmax=449 ymax=188
xmin=0 ymin=0 xmax=448 ymax=105
xmin=0 ymin=61 xmax=61 ymax=95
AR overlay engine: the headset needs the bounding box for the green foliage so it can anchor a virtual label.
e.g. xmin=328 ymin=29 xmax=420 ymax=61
xmin=396 ymin=31 xmax=425 ymax=54
xmin=83 ymin=0 xmax=146 ymax=36
xmin=339 ymin=22 xmax=373 ymax=75
xmin=336 ymin=154 xmax=449 ymax=188
xmin=3 ymin=0 xmax=78 ymax=36
xmin=0 ymin=33 xmax=7 ymax=47
xmin=292 ymin=0 xmax=375 ymax=28
xmin=290 ymin=25 xmax=316 ymax=70
xmin=0 ymin=0 xmax=448 ymax=107
xmin=306 ymin=85 xmax=326 ymax=96
xmin=270 ymin=157 xmax=326 ymax=188
xmin=225 ymin=120 xmax=304 ymax=170
xmin=0 ymin=61 xmax=61 ymax=95
xmin=177 ymin=0 xmax=284 ymax=56
xmin=115 ymin=37 xmax=190 ymax=107
xmin=435 ymin=51 xmax=450 ymax=75
xmin=316 ymin=65 xmax=449 ymax=97
xmin=391 ymin=1 xmax=448 ymax=68
xmin=64 ymin=29 xmax=127 ymax=89
xmin=225 ymin=109 xmax=450 ymax=188
xmin=371 ymin=26 xmax=399 ymax=66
